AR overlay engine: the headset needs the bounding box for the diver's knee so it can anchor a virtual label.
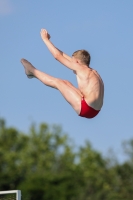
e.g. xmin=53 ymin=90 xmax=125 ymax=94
xmin=54 ymin=78 xmax=64 ymax=88
xmin=63 ymin=80 xmax=72 ymax=85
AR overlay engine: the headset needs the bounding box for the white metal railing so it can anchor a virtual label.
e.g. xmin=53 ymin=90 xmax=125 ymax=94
xmin=0 ymin=190 xmax=21 ymax=200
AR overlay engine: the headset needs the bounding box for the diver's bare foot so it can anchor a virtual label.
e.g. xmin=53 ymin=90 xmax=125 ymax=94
xmin=21 ymin=58 xmax=36 ymax=79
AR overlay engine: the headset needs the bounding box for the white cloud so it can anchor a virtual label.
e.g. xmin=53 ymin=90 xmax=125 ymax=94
xmin=0 ymin=0 xmax=13 ymax=15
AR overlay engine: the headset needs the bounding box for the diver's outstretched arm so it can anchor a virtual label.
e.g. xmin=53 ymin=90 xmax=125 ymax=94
xmin=40 ymin=29 xmax=79 ymax=71
xmin=40 ymin=29 xmax=72 ymax=61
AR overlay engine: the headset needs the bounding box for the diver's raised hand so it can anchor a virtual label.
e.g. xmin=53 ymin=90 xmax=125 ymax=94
xmin=40 ymin=29 xmax=51 ymax=41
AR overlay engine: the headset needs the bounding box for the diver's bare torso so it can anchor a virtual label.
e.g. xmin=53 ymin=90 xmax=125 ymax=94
xmin=75 ymin=66 xmax=104 ymax=111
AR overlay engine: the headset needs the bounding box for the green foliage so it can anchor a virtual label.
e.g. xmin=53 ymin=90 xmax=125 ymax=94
xmin=0 ymin=118 xmax=133 ymax=200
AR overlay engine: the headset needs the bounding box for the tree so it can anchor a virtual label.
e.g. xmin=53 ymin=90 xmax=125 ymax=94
xmin=110 ymin=140 xmax=133 ymax=200
xmin=1 ymin=118 xmax=133 ymax=200
xmin=0 ymin=119 xmax=29 ymax=190
xmin=0 ymin=119 xmax=82 ymax=199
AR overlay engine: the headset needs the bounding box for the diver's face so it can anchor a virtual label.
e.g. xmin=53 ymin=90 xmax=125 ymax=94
xmin=72 ymin=56 xmax=78 ymax=63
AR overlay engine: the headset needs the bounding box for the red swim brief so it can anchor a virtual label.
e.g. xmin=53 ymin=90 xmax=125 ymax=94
xmin=79 ymin=98 xmax=100 ymax=119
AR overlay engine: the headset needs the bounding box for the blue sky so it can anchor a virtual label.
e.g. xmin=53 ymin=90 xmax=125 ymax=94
xmin=0 ymin=0 xmax=133 ymax=162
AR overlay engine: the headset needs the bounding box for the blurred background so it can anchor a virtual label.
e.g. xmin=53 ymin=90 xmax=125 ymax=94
xmin=0 ymin=0 xmax=133 ymax=199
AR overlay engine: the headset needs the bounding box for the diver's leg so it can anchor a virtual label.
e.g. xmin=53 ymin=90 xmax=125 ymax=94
xmin=21 ymin=59 xmax=82 ymax=114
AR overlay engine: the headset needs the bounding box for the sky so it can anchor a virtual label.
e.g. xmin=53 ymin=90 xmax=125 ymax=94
xmin=0 ymin=0 xmax=133 ymax=162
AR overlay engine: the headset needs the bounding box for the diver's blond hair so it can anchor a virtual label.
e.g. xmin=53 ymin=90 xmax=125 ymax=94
xmin=72 ymin=50 xmax=91 ymax=66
